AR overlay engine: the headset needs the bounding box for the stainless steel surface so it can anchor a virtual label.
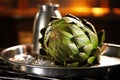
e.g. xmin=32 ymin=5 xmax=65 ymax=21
xmin=33 ymin=3 xmax=61 ymax=54
xmin=0 ymin=43 xmax=120 ymax=78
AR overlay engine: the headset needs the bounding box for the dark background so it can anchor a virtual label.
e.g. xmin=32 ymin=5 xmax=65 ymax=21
xmin=0 ymin=0 xmax=120 ymax=48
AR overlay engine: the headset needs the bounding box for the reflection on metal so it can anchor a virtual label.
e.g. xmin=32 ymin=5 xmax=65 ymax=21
xmin=32 ymin=3 xmax=61 ymax=54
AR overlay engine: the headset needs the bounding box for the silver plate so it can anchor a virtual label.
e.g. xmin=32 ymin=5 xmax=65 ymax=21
xmin=0 ymin=43 xmax=120 ymax=78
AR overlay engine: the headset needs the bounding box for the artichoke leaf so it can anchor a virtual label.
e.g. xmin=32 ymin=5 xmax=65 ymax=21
xmin=66 ymin=43 xmax=79 ymax=55
xmin=79 ymin=52 xmax=89 ymax=61
xmin=83 ymin=44 xmax=93 ymax=55
xmin=98 ymin=30 xmax=105 ymax=46
xmin=87 ymin=56 xmax=96 ymax=64
xmin=71 ymin=35 xmax=90 ymax=48
xmin=80 ymin=26 xmax=98 ymax=49
xmin=81 ymin=19 xmax=97 ymax=34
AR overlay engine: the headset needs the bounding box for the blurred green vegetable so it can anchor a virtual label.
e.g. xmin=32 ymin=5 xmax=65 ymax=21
xmin=39 ymin=14 xmax=105 ymax=66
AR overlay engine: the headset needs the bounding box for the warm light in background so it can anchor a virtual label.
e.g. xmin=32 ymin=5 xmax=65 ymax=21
xmin=58 ymin=0 xmax=110 ymax=17
xmin=71 ymin=7 xmax=91 ymax=16
xmin=92 ymin=8 xmax=110 ymax=17
xmin=113 ymin=8 xmax=120 ymax=15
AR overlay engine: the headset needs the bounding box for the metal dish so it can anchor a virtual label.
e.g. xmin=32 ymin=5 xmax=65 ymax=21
xmin=0 ymin=43 xmax=120 ymax=78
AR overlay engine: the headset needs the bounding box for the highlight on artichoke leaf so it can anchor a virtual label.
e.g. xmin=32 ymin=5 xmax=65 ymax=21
xmin=39 ymin=14 xmax=106 ymax=67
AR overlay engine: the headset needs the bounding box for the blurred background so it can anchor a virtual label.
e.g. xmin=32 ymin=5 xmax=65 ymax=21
xmin=0 ymin=0 xmax=120 ymax=48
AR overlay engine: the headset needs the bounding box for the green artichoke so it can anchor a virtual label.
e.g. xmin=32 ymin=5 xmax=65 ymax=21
xmin=40 ymin=14 xmax=105 ymax=66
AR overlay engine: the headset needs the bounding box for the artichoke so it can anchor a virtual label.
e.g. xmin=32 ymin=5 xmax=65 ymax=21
xmin=39 ymin=14 xmax=105 ymax=66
